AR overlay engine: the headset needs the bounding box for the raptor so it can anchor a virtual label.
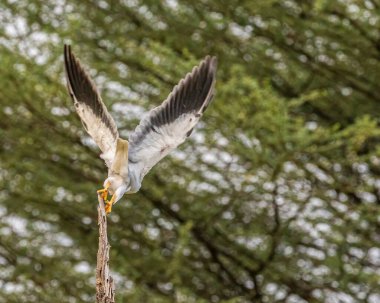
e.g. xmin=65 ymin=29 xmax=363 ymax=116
xmin=64 ymin=45 xmax=217 ymax=213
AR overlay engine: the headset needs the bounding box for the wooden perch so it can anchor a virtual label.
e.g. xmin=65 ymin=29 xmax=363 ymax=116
xmin=96 ymin=194 xmax=115 ymax=303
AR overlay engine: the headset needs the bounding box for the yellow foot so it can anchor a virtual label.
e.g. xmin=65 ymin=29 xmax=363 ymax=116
xmin=105 ymin=194 xmax=116 ymax=215
xmin=97 ymin=189 xmax=108 ymax=201
xmin=105 ymin=201 xmax=113 ymax=214
xmin=97 ymin=181 xmax=110 ymax=201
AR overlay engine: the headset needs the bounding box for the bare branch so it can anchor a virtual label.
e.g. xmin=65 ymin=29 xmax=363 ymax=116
xmin=96 ymin=195 xmax=115 ymax=303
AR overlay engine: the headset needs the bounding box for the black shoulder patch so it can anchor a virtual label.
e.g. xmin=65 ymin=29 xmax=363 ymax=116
xmin=186 ymin=127 xmax=194 ymax=137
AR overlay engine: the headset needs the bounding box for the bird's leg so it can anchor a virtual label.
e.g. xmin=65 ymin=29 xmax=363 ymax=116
xmin=97 ymin=181 xmax=110 ymax=201
xmin=105 ymin=194 xmax=116 ymax=214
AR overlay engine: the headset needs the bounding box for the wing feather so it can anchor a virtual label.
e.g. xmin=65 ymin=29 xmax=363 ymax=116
xmin=64 ymin=44 xmax=119 ymax=167
xmin=128 ymin=56 xmax=217 ymax=180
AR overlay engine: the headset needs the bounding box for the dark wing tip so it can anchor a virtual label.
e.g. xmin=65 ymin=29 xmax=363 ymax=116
xmin=63 ymin=43 xmax=70 ymax=54
xmin=200 ymin=55 xmax=217 ymax=78
xmin=63 ymin=43 xmax=80 ymax=99
xmin=63 ymin=44 xmax=74 ymax=80
xmin=192 ymin=55 xmax=217 ymax=115
xmin=149 ymin=55 xmax=217 ymax=127
xmin=63 ymin=44 xmax=99 ymax=106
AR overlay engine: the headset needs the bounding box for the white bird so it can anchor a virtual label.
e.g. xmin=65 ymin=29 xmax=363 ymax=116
xmin=64 ymin=44 xmax=217 ymax=213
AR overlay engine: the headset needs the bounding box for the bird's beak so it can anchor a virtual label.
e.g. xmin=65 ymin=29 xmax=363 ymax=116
xmin=114 ymin=185 xmax=129 ymax=202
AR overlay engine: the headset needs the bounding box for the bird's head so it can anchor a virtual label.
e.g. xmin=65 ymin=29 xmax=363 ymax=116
xmin=104 ymin=175 xmax=130 ymax=203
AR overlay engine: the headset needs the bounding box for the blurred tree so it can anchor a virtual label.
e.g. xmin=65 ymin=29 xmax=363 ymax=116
xmin=0 ymin=0 xmax=379 ymax=302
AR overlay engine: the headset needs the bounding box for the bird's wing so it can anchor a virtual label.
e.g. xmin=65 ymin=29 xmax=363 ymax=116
xmin=64 ymin=45 xmax=119 ymax=168
xmin=128 ymin=56 xmax=217 ymax=179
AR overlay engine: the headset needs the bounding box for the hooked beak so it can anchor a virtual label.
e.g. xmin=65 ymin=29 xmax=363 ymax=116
xmin=114 ymin=185 xmax=129 ymax=203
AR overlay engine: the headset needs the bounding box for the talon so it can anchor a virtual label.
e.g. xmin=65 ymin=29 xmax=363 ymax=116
xmin=105 ymin=201 xmax=112 ymax=214
xmin=101 ymin=191 xmax=108 ymax=201
xmin=97 ymin=181 xmax=110 ymax=201
xmin=97 ymin=190 xmax=108 ymax=201
xmin=105 ymin=194 xmax=116 ymax=214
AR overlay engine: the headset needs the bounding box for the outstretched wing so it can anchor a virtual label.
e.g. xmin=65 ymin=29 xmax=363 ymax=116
xmin=64 ymin=44 xmax=119 ymax=167
xmin=128 ymin=56 xmax=217 ymax=179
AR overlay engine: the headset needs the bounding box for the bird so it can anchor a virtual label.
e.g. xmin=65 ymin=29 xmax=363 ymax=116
xmin=63 ymin=44 xmax=217 ymax=213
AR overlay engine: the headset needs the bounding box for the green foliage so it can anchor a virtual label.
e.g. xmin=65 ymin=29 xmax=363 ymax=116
xmin=0 ymin=0 xmax=379 ymax=302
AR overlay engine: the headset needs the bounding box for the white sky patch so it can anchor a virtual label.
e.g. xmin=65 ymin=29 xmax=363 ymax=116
xmin=4 ymin=16 xmax=28 ymax=37
xmin=229 ymin=23 xmax=253 ymax=40
xmin=236 ymin=133 xmax=262 ymax=151
xmin=349 ymin=247 xmax=365 ymax=259
xmin=275 ymin=289 xmax=287 ymax=301
xmin=3 ymin=282 xmax=25 ymax=294
xmin=236 ymin=235 xmax=264 ymax=250
xmin=279 ymin=201 xmax=299 ymax=220
xmin=222 ymin=210 xmax=235 ymax=220
xmin=305 ymin=163 xmax=334 ymax=184
xmin=191 ymin=131 xmax=205 ymax=144
xmin=33 ymin=220 xmax=53 ymax=232
xmin=287 ymin=294 xmax=308 ymax=303
xmin=3 ymin=216 xmax=29 ymax=236
xmin=74 ymin=261 xmax=92 ymax=274
xmin=171 ymin=149 xmax=187 ymax=161
xmin=146 ymin=226 xmax=160 ymax=240
xmin=201 ymin=151 xmax=218 ymax=164
xmin=357 ymin=191 xmax=376 ymax=203
xmin=40 ymin=245 xmax=55 ymax=257
xmin=51 ymin=106 xmax=70 ymax=116
xmin=305 ymin=247 xmax=326 ymax=261
xmin=203 ymin=171 xmax=225 ymax=183
xmin=112 ymin=102 xmax=145 ymax=120
xmin=105 ymin=81 xmax=141 ymax=100
xmin=81 ymin=136 xmax=98 ymax=149
xmin=315 ymin=223 xmax=331 ymax=233
xmin=157 ymin=217 xmax=174 ymax=230
xmin=165 ymin=0 xmax=178 ymax=9
xmin=110 ymin=271 xmax=125 ymax=287
xmin=213 ymin=132 xmax=229 ymax=147
xmin=55 ymin=233 xmax=74 ymax=247
xmin=265 ymin=283 xmax=278 ymax=295
xmin=188 ymin=181 xmax=218 ymax=193
xmin=367 ymin=247 xmax=380 ymax=266
xmin=369 ymin=294 xmax=380 ymax=303
xmin=341 ymin=87 xmax=353 ymax=96
xmin=249 ymin=15 xmax=268 ymax=29
xmin=0 ymin=256 xmax=7 ymax=266
xmin=347 ymin=4 xmax=360 ymax=14
xmin=293 ymin=218 xmax=322 ymax=239
xmin=283 ymin=161 xmax=299 ymax=173
xmin=0 ymin=204 xmax=7 ymax=217
xmin=54 ymin=187 xmax=71 ymax=202
xmin=306 ymin=121 xmax=318 ymax=130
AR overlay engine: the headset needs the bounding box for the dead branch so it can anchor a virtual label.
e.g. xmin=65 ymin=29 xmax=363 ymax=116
xmin=96 ymin=195 xmax=115 ymax=303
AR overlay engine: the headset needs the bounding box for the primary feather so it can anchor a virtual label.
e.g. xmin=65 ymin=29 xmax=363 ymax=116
xmin=128 ymin=56 xmax=217 ymax=181
xmin=64 ymin=45 xmax=118 ymax=168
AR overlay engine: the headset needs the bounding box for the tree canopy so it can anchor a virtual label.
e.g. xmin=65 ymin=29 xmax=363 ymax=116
xmin=0 ymin=0 xmax=379 ymax=302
